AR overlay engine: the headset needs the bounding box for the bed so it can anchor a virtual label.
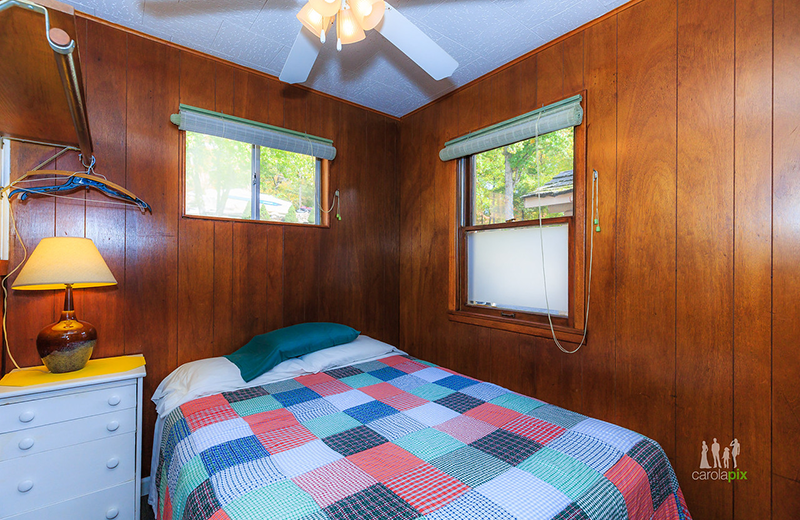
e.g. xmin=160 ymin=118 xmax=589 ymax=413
xmin=149 ymin=335 xmax=691 ymax=520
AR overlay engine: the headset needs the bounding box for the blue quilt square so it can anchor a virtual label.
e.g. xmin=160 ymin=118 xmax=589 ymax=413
xmin=222 ymin=386 xmax=270 ymax=403
xmin=370 ymin=366 xmax=406 ymax=382
xmin=322 ymin=425 xmax=389 ymax=456
xmin=344 ymin=400 xmax=399 ymax=423
xmin=471 ymin=429 xmax=542 ymax=466
xmin=273 ymin=387 xmax=321 ymax=407
xmin=436 ymin=375 xmax=479 ymax=391
xmin=200 ymin=435 xmax=269 ymax=476
xmin=324 ymin=484 xmax=418 ymax=520
xmin=182 ymin=479 xmax=222 ymax=520
xmin=325 ymin=366 xmax=364 ymax=379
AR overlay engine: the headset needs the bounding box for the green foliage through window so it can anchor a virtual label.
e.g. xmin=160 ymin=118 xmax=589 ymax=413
xmin=472 ymin=127 xmax=573 ymax=225
xmin=185 ymin=132 xmax=318 ymax=224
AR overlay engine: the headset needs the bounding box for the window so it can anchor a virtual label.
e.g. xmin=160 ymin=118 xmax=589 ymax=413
xmin=185 ymin=133 xmax=320 ymax=224
xmin=172 ymin=104 xmax=335 ymax=226
xmin=442 ymin=95 xmax=586 ymax=334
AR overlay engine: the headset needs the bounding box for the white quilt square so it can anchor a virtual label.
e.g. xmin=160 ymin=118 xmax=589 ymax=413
xmin=270 ymin=439 xmax=343 ymax=479
xmin=192 ymin=418 xmax=252 ymax=452
xmin=476 ymin=468 xmax=570 ymax=520
xmin=403 ymin=402 xmax=461 ymax=427
xmin=323 ymin=389 xmax=374 ymax=411
xmin=414 ymin=367 xmax=451 ymax=383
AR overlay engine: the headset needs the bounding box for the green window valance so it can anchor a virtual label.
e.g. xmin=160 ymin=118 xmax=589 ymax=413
xmin=439 ymin=94 xmax=583 ymax=162
xmin=170 ymin=105 xmax=336 ymax=161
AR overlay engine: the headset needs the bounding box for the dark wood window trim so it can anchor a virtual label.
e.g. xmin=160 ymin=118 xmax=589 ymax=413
xmin=448 ymin=93 xmax=587 ymax=338
xmin=179 ymin=131 xmax=332 ymax=228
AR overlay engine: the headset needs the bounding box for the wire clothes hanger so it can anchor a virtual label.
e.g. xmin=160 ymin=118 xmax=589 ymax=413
xmin=7 ymin=154 xmax=152 ymax=213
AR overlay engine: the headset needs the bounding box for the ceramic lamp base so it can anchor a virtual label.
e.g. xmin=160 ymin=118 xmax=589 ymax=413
xmin=36 ymin=317 xmax=97 ymax=373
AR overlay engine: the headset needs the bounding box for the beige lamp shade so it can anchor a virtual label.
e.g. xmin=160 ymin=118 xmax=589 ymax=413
xmin=12 ymin=237 xmax=117 ymax=290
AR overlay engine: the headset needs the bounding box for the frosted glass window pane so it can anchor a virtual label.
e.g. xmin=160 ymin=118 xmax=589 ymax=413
xmin=185 ymin=133 xmax=252 ymax=219
xmin=467 ymin=224 xmax=569 ymax=316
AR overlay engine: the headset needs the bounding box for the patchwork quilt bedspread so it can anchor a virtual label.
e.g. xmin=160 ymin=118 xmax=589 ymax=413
xmin=155 ymin=354 xmax=692 ymax=520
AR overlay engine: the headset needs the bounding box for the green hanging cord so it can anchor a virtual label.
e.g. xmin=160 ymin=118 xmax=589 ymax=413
xmin=592 ymin=170 xmax=600 ymax=232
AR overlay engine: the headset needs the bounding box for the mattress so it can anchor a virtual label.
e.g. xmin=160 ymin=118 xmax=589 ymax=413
xmin=153 ymin=353 xmax=691 ymax=520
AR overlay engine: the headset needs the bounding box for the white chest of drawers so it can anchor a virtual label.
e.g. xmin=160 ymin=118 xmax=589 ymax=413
xmin=0 ymin=356 xmax=146 ymax=520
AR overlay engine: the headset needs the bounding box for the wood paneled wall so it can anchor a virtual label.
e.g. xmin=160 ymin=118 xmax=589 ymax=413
xmin=1 ymin=18 xmax=399 ymax=474
xmin=398 ymin=0 xmax=799 ymax=517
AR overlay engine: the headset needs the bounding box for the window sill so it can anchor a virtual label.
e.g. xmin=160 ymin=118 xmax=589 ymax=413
xmin=447 ymin=310 xmax=586 ymax=343
xmin=182 ymin=214 xmax=330 ymax=229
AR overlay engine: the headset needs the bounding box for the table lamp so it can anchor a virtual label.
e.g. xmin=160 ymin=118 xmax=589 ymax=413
xmin=12 ymin=237 xmax=117 ymax=373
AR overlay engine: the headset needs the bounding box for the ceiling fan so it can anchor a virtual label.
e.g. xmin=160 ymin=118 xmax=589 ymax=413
xmin=279 ymin=0 xmax=458 ymax=84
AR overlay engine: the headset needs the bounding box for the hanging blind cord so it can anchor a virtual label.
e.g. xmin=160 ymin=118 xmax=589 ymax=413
xmin=535 ymin=114 xmax=598 ymax=354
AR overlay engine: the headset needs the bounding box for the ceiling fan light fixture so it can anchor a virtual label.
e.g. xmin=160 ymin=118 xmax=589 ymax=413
xmin=359 ymin=0 xmax=385 ymax=30
xmin=309 ymin=0 xmax=341 ymax=17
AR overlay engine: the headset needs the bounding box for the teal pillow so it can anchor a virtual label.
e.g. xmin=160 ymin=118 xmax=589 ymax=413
xmin=225 ymin=322 xmax=360 ymax=382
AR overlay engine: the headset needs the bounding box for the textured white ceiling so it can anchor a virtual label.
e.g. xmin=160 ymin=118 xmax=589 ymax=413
xmin=66 ymin=0 xmax=628 ymax=117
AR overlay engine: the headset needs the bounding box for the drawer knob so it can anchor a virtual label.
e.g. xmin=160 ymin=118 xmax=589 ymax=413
xmin=108 ymin=395 xmax=121 ymax=406
xmin=18 ymin=411 xmax=35 ymax=423
xmin=107 ymin=420 xmax=120 ymax=432
xmin=106 ymin=507 xmax=119 ymax=519
xmin=106 ymin=457 xmax=120 ymax=469
xmin=17 ymin=480 xmax=33 ymax=493
xmin=18 ymin=438 xmax=35 ymax=450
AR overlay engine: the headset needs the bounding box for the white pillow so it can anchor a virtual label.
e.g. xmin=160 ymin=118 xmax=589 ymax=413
xmin=151 ymin=335 xmax=403 ymax=417
xmin=301 ymin=335 xmax=399 ymax=373
xmin=151 ymin=356 xmax=309 ymax=417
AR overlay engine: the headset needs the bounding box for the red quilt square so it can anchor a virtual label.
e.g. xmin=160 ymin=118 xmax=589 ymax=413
xmin=605 ymin=454 xmax=655 ymax=519
xmin=381 ymin=392 xmax=428 ymax=411
xmin=464 ymin=403 xmax=522 ymax=428
xmin=180 ymin=394 xmax=229 ymax=417
xmin=502 ymin=415 xmax=566 ymax=444
xmin=360 ymin=382 xmax=404 ymax=400
xmin=296 ymin=373 xmax=337 ymax=386
xmin=378 ymin=355 xmax=409 ymax=367
xmin=185 ymin=404 xmax=238 ymax=431
xmin=257 ymin=424 xmax=316 ymax=454
xmin=385 ymin=463 xmax=470 ymax=515
xmin=348 ymin=442 xmax=426 ymax=482
xmin=393 ymin=360 xmax=428 ymax=374
xmin=244 ymin=408 xmax=299 ymax=435
xmin=293 ymin=458 xmax=377 ymax=507
xmin=309 ymin=379 xmax=351 ymax=396
xmin=209 ymin=510 xmax=232 ymax=520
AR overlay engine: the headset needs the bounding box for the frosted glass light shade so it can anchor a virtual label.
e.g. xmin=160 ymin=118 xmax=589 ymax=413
xmin=13 ymin=237 xmax=117 ymax=290
xmin=297 ymin=3 xmax=330 ymax=38
xmin=359 ymin=0 xmax=385 ymax=30
xmin=309 ymin=0 xmax=341 ymax=17
xmin=467 ymin=224 xmax=569 ymax=315
xmin=337 ymin=8 xmax=365 ymax=44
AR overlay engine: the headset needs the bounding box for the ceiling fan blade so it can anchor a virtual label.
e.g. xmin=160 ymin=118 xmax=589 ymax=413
xmin=279 ymin=27 xmax=323 ymax=84
xmin=375 ymin=3 xmax=458 ymax=81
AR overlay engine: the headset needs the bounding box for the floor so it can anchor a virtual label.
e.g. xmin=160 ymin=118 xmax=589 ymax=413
xmin=141 ymin=496 xmax=155 ymax=520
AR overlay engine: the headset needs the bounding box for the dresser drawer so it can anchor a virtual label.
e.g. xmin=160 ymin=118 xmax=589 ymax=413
xmin=0 ymin=408 xmax=136 ymax=460
xmin=0 ymin=432 xmax=135 ymax=518
xmin=0 ymin=381 xmax=136 ymax=433
xmin=6 ymin=481 xmax=135 ymax=520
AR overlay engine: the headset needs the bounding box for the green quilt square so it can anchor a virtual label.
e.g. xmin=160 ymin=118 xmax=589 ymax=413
xmin=303 ymin=412 xmax=362 ymax=438
xmin=489 ymin=393 xmax=545 ymax=414
xmin=517 ymin=447 xmax=601 ymax=501
xmin=225 ymin=480 xmax=319 ymax=520
xmin=409 ymin=383 xmax=455 ymax=401
xmin=430 ymin=446 xmax=511 ymax=487
xmin=394 ymin=428 xmax=465 ymax=461
xmin=339 ymin=373 xmax=384 ymax=389
xmin=230 ymin=395 xmax=282 ymax=416
xmin=172 ymin=456 xmax=209 ymax=519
